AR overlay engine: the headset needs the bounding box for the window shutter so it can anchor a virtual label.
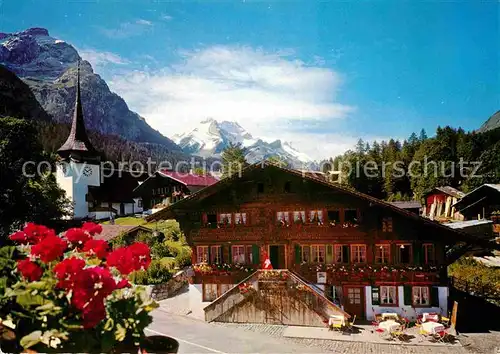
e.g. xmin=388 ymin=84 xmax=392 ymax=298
xmin=326 ymin=245 xmax=333 ymax=263
xmin=202 ymin=213 xmax=208 ymax=225
xmin=252 ymin=244 xmax=260 ymax=266
xmin=294 ymin=244 xmax=301 ymax=264
xmin=403 ymin=285 xmax=412 ymax=306
xmin=228 ymin=245 xmax=232 ymax=264
xmin=392 ymin=243 xmax=398 ymax=263
xmin=371 ymin=286 xmax=380 ymax=305
xmin=413 ymin=243 xmax=421 ymax=265
xmin=207 ymin=246 xmax=211 ymax=264
xmin=430 ymin=286 xmax=439 ymax=307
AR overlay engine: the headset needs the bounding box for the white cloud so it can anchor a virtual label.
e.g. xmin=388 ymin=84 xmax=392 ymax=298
xmin=136 ymin=19 xmax=153 ymax=26
xmin=79 ymin=48 xmax=129 ymax=67
xmin=99 ymin=20 xmax=153 ymax=38
xmin=108 ymin=45 xmax=359 ymax=160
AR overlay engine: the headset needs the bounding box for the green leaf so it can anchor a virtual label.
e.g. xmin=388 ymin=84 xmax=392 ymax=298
xmin=103 ymin=318 xmax=114 ymax=331
xmin=20 ymin=330 xmax=42 ymax=349
xmin=16 ymin=293 xmax=47 ymax=307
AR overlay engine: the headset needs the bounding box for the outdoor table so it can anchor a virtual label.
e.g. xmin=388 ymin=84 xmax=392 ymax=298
xmin=422 ymin=321 xmax=445 ymax=335
xmin=378 ymin=319 xmax=401 ymax=332
xmin=381 ymin=312 xmax=399 ymax=320
xmin=328 ymin=315 xmax=346 ymax=327
xmin=422 ymin=313 xmax=440 ymax=322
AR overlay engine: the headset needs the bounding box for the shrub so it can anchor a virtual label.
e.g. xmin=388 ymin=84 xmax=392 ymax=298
xmin=175 ymin=246 xmax=192 ymax=268
xmin=129 ymin=259 xmax=172 ymax=285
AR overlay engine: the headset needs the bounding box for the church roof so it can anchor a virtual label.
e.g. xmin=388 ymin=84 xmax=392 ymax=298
xmin=158 ymin=170 xmax=219 ymax=187
xmin=57 ymin=61 xmax=99 ymax=163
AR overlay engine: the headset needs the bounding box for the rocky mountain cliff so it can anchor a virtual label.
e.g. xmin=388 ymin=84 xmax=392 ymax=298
xmin=0 ymin=64 xmax=50 ymax=121
xmin=478 ymin=111 xmax=500 ymax=133
xmin=173 ymin=118 xmax=317 ymax=169
xmin=0 ymin=28 xmax=180 ymax=151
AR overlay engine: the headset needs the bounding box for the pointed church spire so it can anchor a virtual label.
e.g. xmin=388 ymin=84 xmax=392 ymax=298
xmin=57 ymin=60 xmax=100 ymax=163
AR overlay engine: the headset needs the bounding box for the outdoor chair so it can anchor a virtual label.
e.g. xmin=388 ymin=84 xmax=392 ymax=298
xmin=434 ymin=330 xmax=453 ymax=343
xmin=345 ymin=315 xmax=356 ymax=332
xmin=417 ymin=328 xmax=432 ymax=343
xmin=330 ymin=322 xmax=343 ymax=332
xmin=440 ymin=315 xmax=451 ymax=327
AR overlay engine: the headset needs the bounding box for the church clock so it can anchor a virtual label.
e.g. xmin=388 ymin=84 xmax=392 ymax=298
xmin=83 ymin=166 xmax=93 ymax=177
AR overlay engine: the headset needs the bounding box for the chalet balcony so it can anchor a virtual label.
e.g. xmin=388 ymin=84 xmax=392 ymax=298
xmin=292 ymin=263 xmax=444 ymax=285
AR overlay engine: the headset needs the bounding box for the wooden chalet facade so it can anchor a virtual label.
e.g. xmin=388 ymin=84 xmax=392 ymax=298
xmin=148 ymin=162 xmax=493 ymax=323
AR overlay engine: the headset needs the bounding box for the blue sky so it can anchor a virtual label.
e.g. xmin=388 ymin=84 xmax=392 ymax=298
xmin=1 ymin=1 xmax=498 ymax=159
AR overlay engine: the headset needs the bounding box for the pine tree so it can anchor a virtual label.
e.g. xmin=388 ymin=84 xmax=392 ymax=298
xmin=221 ymin=143 xmax=248 ymax=178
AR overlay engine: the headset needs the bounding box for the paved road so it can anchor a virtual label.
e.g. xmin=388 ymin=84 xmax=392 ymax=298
xmin=149 ymin=308 xmax=322 ymax=353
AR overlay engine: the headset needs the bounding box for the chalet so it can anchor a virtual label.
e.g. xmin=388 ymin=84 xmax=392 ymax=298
xmin=94 ymin=224 xmax=153 ymax=242
xmin=55 ymin=62 xmax=146 ymax=220
xmin=133 ymin=170 xmax=218 ymax=212
xmin=453 ymin=184 xmax=500 ymax=235
xmin=422 ymin=186 xmax=464 ymax=221
xmin=147 ymin=162 xmax=498 ymax=324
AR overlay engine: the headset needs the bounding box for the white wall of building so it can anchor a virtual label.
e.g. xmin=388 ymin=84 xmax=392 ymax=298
xmin=365 ymin=286 xmax=448 ymax=321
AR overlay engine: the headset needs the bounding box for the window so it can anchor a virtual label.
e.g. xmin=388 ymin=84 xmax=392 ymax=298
xmin=301 ymin=245 xmax=311 ymax=263
xmin=257 ymin=183 xmax=264 ymax=193
xmin=284 ymin=181 xmax=291 ymax=193
xmin=137 ymin=199 xmax=143 ymax=208
xmin=413 ymin=286 xmax=430 ymax=306
xmin=380 ymin=285 xmax=398 ymax=305
xmin=423 ymin=244 xmax=435 ymax=264
xmin=351 ymin=244 xmax=366 ymax=263
xmin=397 ymin=244 xmax=412 ymax=263
xmin=327 ymin=210 xmax=340 ymax=224
xmin=219 ymin=213 xmax=232 ymax=225
xmin=334 ymin=245 xmax=349 ymax=263
xmin=277 ymin=211 xmax=290 ymax=225
xmin=206 ymin=213 xmax=217 ymax=228
xmin=293 ymin=211 xmax=306 ymax=223
xmin=312 ymin=245 xmax=326 ymax=263
xmin=210 ymin=246 xmax=222 ymax=264
xmin=203 ymin=283 xmax=218 ymax=302
xmin=196 ymin=246 xmax=209 ymax=264
xmin=325 ymin=286 xmax=341 ymax=305
xmin=344 ymin=209 xmax=358 ymax=224
xmin=245 ymin=245 xmax=253 ymax=264
xmin=309 ymin=210 xmax=324 ymax=224
xmin=232 ymin=245 xmax=245 ymax=264
xmin=382 ymin=217 xmax=393 ymax=232
xmin=375 ymin=244 xmax=390 ymax=264
xmin=235 ymin=212 xmax=247 ymax=225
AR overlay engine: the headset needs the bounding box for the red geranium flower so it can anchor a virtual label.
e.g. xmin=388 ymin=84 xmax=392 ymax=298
xmin=107 ymin=243 xmax=152 ymax=275
xmin=83 ymin=239 xmax=109 ymax=259
xmin=17 ymin=259 xmax=43 ymax=281
xmin=115 ymin=278 xmax=131 ymax=289
xmin=31 ymin=234 xmax=67 ymax=263
xmin=65 ymin=228 xmax=91 ymax=248
xmin=71 ymin=267 xmax=116 ymax=324
xmin=129 ymin=242 xmax=152 ymax=271
xmin=81 ymin=303 xmax=106 ymax=329
xmin=107 ymin=247 xmax=135 ymax=275
xmin=82 ymin=222 xmax=103 ymax=236
xmin=9 ymin=223 xmax=56 ymax=244
xmin=53 ymin=257 xmax=86 ymax=289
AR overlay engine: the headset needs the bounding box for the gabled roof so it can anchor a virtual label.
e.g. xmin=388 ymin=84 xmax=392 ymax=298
xmin=453 ymin=184 xmax=500 ymax=210
xmin=57 ymin=61 xmax=100 ymax=163
xmin=425 ymin=186 xmax=464 ymax=199
xmin=146 ymin=161 xmax=500 ymax=251
xmin=158 ymin=170 xmax=219 ymax=187
xmin=389 ymin=201 xmax=422 ymax=210
xmin=94 ymin=224 xmax=152 ymax=241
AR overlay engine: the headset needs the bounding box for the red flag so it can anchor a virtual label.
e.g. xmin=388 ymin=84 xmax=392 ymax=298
xmin=261 ymin=250 xmax=273 ymax=270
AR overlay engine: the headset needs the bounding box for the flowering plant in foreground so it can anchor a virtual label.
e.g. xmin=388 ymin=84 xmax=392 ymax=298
xmin=0 ymin=222 xmax=158 ymax=353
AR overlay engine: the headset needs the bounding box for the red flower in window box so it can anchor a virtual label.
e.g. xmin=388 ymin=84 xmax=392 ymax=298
xmin=16 ymin=259 xmax=43 ymax=281
xmin=31 ymin=234 xmax=68 ymax=263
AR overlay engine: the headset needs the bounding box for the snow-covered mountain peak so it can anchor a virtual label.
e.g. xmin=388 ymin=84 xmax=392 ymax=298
xmin=172 ymin=119 xmax=316 ymax=169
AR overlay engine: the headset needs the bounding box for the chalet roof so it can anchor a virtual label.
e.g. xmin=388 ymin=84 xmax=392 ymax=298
xmin=94 ymin=224 xmax=152 ymax=242
xmin=57 ymin=61 xmax=100 ymax=163
xmin=444 ymin=219 xmax=493 ymax=230
xmin=388 ymin=201 xmax=422 ymax=210
xmin=88 ymin=170 xmax=145 ymax=203
xmin=146 ymin=161 xmax=500 ymax=252
xmin=425 ymin=186 xmax=464 ymax=199
xmin=157 ymin=170 xmax=219 ymax=187
xmin=453 ymin=184 xmax=500 ymax=210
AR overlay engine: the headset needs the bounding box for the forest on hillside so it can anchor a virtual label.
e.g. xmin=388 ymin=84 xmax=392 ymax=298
xmin=36 ymin=121 xmax=219 ymax=170
xmin=324 ymin=126 xmax=500 ymax=201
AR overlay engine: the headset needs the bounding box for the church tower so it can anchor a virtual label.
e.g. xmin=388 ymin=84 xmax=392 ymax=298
xmin=56 ymin=61 xmax=101 ymax=219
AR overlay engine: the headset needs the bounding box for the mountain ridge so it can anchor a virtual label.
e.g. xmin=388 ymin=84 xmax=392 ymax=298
xmin=0 ymin=27 xmax=180 ymax=152
xmin=478 ymin=111 xmax=500 ymax=133
xmin=173 ymin=118 xmax=317 ymax=169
